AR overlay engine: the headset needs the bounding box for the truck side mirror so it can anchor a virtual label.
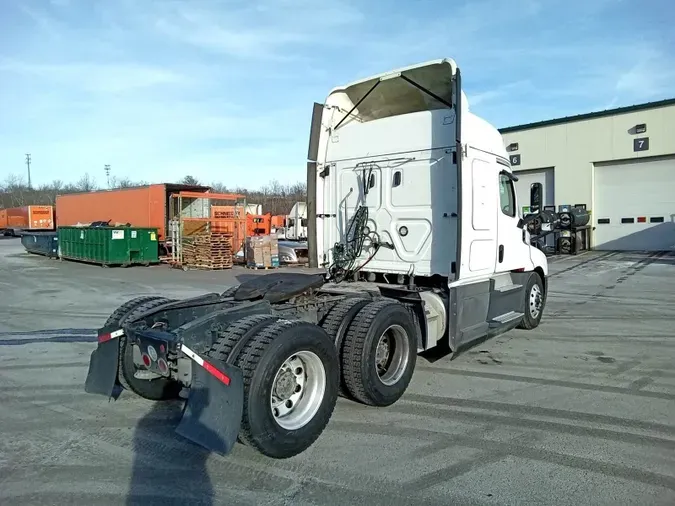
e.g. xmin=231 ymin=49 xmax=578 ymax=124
xmin=530 ymin=183 xmax=543 ymax=213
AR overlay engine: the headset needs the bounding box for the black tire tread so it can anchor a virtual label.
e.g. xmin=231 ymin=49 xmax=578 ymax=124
xmin=235 ymin=319 xmax=337 ymax=454
xmin=342 ymin=298 xmax=411 ymax=406
xmin=320 ymin=297 xmax=370 ymax=340
xmin=235 ymin=319 xmax=296 ymax=449
xmin=320 ymin=297 xmax=371 ymax=397
xmin=209 ymin=314 xmax=279 ymax=363
xmin=517 ymin=272 xmax=545 ymax=330
xmin=104 ymin=296 xmax=162 ymax=328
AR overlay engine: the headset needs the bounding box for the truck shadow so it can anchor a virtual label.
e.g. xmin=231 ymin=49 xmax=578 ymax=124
xmin=127 ymin=398 xmax=215 ymax=505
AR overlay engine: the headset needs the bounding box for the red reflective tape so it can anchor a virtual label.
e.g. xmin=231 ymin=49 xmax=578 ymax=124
xmin=637 ymin=216 xmax=646 ymax=223
xmin=180 ymin=344 xmax=231 ymax=386
xmin=98 ymin=329 xmax=124 ymax=343
xmin=202 ymin=360 xmax=231 ymax=386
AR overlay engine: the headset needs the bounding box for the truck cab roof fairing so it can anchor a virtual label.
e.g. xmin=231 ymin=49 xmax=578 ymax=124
xmin=324 ymin=59 xmax=459 ymax=128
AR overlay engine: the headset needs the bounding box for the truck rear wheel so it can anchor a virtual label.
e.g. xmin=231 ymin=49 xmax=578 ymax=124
xmin=517 ymin=272 xmax=545 ymax=330
xmin=233 ymin=320 xmax=339 ymax=459
xmin=209 ymin=314 xmax=280 ymax=365
xmin=106 ymin=296 xmax=182 ymax=401
xmin=342 ymin=299 xmax=417 ymax=407
xmin=319 ymin=296 xmax=371 ymax=398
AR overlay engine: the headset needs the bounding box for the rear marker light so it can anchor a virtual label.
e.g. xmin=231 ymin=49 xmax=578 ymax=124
xmin=142 ymin=354 xmax=152 ymax=367
xmin=158 ymin=358 xmax=168 ymax=373
xmin=179 ymin=344 xmax=231 ymax=386
xmin=98 ymin=329 xmax=124 ymax=343
xmin=637 ymin=217 xmax=646 ymax=223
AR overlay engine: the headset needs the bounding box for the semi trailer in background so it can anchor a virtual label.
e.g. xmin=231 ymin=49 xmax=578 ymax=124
xmin=54 ymin=184 xmax=211 ymax=255
xmin=84 ymin=58 xmax=551 ymax=461
xmin=1 ymin=205 xmax=55 ymax=236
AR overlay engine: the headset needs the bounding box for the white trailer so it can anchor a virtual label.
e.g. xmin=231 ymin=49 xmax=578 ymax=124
xmin=85 ymin=58 xmax=549 ymax=460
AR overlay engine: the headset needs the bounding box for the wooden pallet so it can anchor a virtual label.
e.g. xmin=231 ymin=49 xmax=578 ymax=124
xmin=181 ymin=232 xmax=234 ymax=270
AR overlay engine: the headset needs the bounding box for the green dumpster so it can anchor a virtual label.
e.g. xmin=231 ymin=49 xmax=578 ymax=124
xmin=57 ymin=226 xmax=160 ymax=266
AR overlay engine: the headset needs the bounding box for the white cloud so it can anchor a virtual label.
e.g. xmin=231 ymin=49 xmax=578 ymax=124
xmin=0 ymin=59 xmax=189 ymax=94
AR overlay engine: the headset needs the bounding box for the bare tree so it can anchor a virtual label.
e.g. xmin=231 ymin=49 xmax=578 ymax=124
xmin=1 ymin=171 xmax=306 ymax=216
xmin=76 ymin=173 xmax=97 ymax=192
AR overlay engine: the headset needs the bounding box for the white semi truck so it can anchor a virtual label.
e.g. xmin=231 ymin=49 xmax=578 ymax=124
xmin=285 ymin=201 xmax=308 ymax=241
xmin=84 ymin=58 xmax=549 ymax=460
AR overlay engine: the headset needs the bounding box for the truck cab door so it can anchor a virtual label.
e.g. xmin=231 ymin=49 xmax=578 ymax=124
xmin=495 ymin=171 xmax=530 ymax=273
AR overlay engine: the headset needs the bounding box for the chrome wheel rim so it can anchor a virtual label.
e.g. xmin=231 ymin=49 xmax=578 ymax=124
xmin=374 ymin=324 xmax=409 ymax=386
xmin=270 ymin=351 xmax=326 ymax=431
xmin=529 ymin=284 xmax=543 ymax=319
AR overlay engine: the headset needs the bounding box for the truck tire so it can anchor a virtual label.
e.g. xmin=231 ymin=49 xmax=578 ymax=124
xmin=104 ymin=296 xmax=164 ymax=328
xmin=209 ymin=314 xmax=280 ymax=365
xmin=319 ymin=297 xmax=371 ymax=398
xmin=517 ymin=272 xmax=545 ymax=330
xmin=106 ymin=296 xmax=182 ymax=401
xmin=342 ymin=299 xmax=417 ymax=407
xmin=232 ymin=319 xmax=339 ymax=459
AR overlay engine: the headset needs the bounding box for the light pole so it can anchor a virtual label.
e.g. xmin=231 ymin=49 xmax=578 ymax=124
xmin=25 ymin=153 xmax=32 ymax=189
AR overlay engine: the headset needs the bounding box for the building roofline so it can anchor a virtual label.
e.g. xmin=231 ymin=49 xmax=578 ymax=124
xmin=498 ymin=97 xmax=675 ymax=134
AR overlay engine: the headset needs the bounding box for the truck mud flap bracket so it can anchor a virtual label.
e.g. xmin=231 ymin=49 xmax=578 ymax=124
xmin=175 ymin=344 xmax=244 ymax=456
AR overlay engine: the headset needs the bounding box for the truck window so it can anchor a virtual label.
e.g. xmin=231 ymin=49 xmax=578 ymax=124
xmin=499 ymin=174 xmax=516 ymax=217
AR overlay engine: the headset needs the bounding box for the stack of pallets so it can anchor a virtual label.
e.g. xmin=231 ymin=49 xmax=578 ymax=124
xmin=182 ymin=232 xmax=234 ymax=270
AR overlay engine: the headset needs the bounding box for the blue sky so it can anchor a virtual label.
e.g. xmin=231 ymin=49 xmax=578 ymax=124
xmin=1 ymin=0 xmax=673 ymax=190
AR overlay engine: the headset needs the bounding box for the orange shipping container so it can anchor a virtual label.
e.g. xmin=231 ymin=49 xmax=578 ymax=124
xmin=55 ymin=183 xmax=210 ymax=245
xmin=0 ymin=205 xmax=54 ymax=231
xmin=27 ymin=205 xmax=55 ymax=230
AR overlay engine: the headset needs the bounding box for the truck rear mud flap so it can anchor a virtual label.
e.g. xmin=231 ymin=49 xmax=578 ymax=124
xmin=176 ymin=344 xmax=244 ymax=456
xmin=84 ymin=326 xmax=123 ymax=399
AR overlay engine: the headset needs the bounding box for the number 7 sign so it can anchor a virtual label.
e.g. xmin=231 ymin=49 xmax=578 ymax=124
xmin=633 ymin=137 xmax=649 ymax=152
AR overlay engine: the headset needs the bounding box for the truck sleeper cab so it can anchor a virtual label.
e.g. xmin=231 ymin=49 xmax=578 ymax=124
xmin=312 ymin=58 xmax=548 ymax=352
xmin=83 ymin=58 xmax=548 ymax=461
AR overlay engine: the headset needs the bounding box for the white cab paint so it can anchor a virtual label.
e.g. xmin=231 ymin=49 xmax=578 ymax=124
xmin=285 ymin=202 xmax=308 ymax=240
xmin=314 ymin=58 xmax=547 ymax=283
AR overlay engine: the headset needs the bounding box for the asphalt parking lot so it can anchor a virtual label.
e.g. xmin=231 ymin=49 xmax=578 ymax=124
xmin=1 ymin=237 xmax=674 ymax=506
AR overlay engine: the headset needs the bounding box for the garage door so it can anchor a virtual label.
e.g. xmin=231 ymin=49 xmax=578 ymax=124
xmin=514 ymin=167 xmax=555 ymax=213
xmin=594 ymin=157 xmax=675 ymax=251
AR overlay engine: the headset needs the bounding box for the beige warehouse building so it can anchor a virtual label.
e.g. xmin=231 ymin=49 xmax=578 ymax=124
xmin=499 ymin=98 xmax=675 ymax=251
